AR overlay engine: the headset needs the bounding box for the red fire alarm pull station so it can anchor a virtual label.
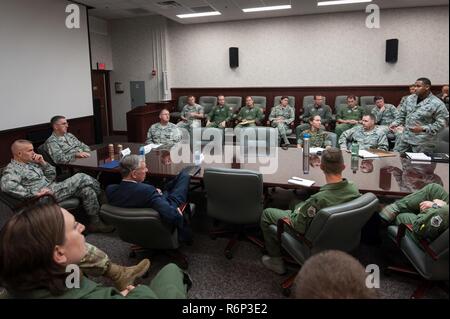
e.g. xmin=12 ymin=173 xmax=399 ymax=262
xmin=151 ymin=69 xmax=157 ymax=76
xmin=97 ymin=63 xmax=106 ymax=70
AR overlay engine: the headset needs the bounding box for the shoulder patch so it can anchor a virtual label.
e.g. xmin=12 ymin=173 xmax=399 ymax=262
xmin=431 ymin=215 xmax=443 ymax=228
xmin=307 ymin=205 xmax=317 ymax=218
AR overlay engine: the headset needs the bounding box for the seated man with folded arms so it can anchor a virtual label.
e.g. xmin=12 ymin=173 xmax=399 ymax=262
xmin=297 ymin=95 xmax=332 ymax=135
xmin=297 ymin=115 xmax=333 ymax=149
xmin=294 ymin=250 xmax=377 ymax=299
xmin=335 ymin=95 xmax=364 ymax=141
xmin=206 ymin=95 xmax=232 ymax=128
xmin=146 ymin=109 xmax=181 ymax=146
xmin=371 ymin=96 xmax=399 ymax=129
xmin=235 ymin=96 xmax=264 ymax=128
xmin=269 ymin=96 xmax=295 ymax=148
xmin=436 ymin=84 xmax=449 ymax=110
xmin=0 ymin=140 xmax=113 ymax=233
xmin=106 ymin=155 xmax=192 ymax=242
xmin=338 ymin=114 xmax=389 ymax=151
xmin=45 ymin=115 xmax=91 ymax=164
xmin=177 ymin=95 xmax=204 ymax=131
xmin=380 ymin=183 xmax=448 ymax=242
xmin=260 ymin=148 xmax=360 ymax=274
xmin=0 ymin=201 xmax=188 ymax=299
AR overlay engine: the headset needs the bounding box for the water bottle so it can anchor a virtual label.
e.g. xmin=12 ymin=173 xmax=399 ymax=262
xmin=139 ymin=146 xmax=145 ymax=162
xmin=351 ymin=155 xmax=359 ymax=174
xmin=303 ymin=133 xmax=311 ymax=174
xmin=303 ymin=133 xmax=311 ymax=157
xmin=194 ymin=150 xmax=201 ymax=165
xmin=351 ymin=141 xmax=359 ymax=157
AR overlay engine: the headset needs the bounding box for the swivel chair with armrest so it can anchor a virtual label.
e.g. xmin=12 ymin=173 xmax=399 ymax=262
xmin=269 ymin=192 xmax=379 ymax=295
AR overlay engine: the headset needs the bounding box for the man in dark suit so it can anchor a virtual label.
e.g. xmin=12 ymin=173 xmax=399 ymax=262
xmin=106 ymin=154 xmax=192 ymax=241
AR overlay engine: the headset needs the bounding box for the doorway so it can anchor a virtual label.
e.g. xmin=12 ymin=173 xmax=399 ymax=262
xmin=91 ymin=70 xmax=113 ymax=136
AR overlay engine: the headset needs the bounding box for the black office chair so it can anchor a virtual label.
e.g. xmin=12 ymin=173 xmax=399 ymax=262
xmin=270 ymin=192 xmax=379 ymax=296
xmin=203 ymin=167 xmax=265 ymax=259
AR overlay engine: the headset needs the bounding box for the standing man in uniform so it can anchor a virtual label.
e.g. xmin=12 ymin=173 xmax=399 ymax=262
xmin=260 ymin=148 xmax=360 ymax=274
xmin=146 ymin=109 xmax=181 ymax=146
xmin=206 ymin=95 xmax=232 ymax=128
xmin=235 ymin=96 xmax=264 ymax=128
xmin=335 ymin=95 xmax=364 ymax=141
xmin=380 ymin=184 xmax=448 ymax=242
xmin=177 ymin=95 xmax=204 ymax=131
xmin=1 ymin=140 xmax=113 ymax=233
xmin=269 ymin=96 xmax=295 ymax=148
xmin=338 ymin=114 xmax=389 ymax=151
xmin=45 ymin=115 xmax=91 ymax=164
xmin=390 ymin=77 xmax=449 ymax=153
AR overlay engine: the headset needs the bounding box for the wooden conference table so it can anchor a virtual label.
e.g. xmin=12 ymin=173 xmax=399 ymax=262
xmin=62 ymin=143 xmax=449 ymax=197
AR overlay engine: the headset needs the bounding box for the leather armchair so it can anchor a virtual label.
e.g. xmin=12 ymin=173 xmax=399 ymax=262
xmin=269 ymin=192 xmax=379 ymax=295
xmin=203 ymin=168 xmax=265 ymax=259
xmin=100 ymin=204 xmax=194 ymax=269
xmin=199 ymin=96 xmax=218 ymax=116
xmin=171 ymin=96 xmax=188 ymax=122
xmin=251 ymin=96 xmax=267 ymax=113
xmin=436 ymin=127 xmax=449 ymax=153
xmin=359 ymin=96 xmax=375 ymax=109
xmin=225 ymin=96 xmax=242 ymax=114
xmin=386 ymin=223 xmax=449 ymax=298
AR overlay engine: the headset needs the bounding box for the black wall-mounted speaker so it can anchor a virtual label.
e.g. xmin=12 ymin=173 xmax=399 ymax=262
xmin=229 ymin=47 xmax=239 ymax=68
xmin=386 ymin=39 xmax=399 ymax=63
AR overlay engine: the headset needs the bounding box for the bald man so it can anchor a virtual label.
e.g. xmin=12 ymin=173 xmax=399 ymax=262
xmin=0 ymin=140 xmax=114 ymax=233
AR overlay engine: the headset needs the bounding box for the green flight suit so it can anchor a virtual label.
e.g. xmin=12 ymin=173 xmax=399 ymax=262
xmin=261 ymin=179 xmax=360 ymax=257
xmin=6 ymin=264 xmax=188 ymax=299
xmin=207 ymin=104 xmax=232 ymax=128
xmin=380 ymin=184 xmax=449 ymax=241
xmin=335 ymin=105 xmax=364 ymax=141
xmin=236 ymin=106 xmax=264 ymax=128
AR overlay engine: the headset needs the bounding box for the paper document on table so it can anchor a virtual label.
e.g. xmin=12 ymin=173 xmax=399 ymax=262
xmin=310 ymin=147 xmax=324 ymax=155
xmin=144 ymin=144 xmax=163 ymax=154
xmin=406 ymin=152 xmax=431 ymax=161
xmin=358 ymin=150 xmax=379 ymax=158
xmin=288 ymin=176 xmax=315 ymax=187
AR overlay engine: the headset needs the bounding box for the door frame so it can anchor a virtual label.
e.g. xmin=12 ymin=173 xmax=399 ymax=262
xmin=91 ymin=70 xmax=113 ymax=136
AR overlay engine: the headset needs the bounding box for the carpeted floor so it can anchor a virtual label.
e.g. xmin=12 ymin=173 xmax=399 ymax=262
xmin=1 ymin=186 xmax=448 ymax=299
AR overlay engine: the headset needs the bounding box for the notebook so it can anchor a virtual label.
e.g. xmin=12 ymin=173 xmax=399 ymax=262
xmin=184 ymin=165 xmax=201 ymax=177
xmin=100 ymin=160 xmax=120 ymax=169
xmin=288 ymin=176 xmax=315 ymax=187
xmin=406 ymin=152 xmax=432 ymax=161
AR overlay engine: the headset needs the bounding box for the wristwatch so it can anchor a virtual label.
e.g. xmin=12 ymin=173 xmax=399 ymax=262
xmin=432 ymin=203 xmax=439 ymax=209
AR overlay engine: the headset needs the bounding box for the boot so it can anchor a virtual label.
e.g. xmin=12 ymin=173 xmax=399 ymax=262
xmin=87 ymin=220 xmax=115 ymax=233
xmin=261 ymin=255 xmax=286 ymax=275
xmin=104 ymin=259 xmax=151 ymax=291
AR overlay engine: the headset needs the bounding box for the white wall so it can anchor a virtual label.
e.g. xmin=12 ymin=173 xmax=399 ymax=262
xmin=89 ymin=16 xmax=113 ymax=70
xmin=109 ymin=15 xmax=168 ymax=131
xmin=167 ymin=6 xmax=449 ymax=88
xmin=0 ymin=0 xmax=93 ymax=131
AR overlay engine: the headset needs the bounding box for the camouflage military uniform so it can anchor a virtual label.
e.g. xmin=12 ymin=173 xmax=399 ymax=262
xmin=81 ymin=243 xmax=110 ymax=276
xmin=338 ymin=125 xmax=389 ymax=151
xmin=177 ymin=104 xmax=204 ymax=130
xmin=371 ymin=104 xmax=399 ymax=126
xmin=392 ymin=93 xmax=449 ymax=153
xmin=261 ymin=179 xmax=360 ymax=257
xmin=269 ymin=105 xmax=295 ymax=144
xmin=236 ymin=106 xmax=264 ymax=128
xmin=335 ymin=105 xmax=364 ymax=141
xmin=207 ymin=105 xmax=232 ymax=128
xmin=380 ymin=184 xmax=448 ymax=242
xmin=296 ymin=104 xmax=333 ymax=138
xmin=146 ymin=122 xmax=181 ymax=145
xmin=45 ymin=132 xmax=90 ymax=164
xmin=0 ymin=160 xmax=102 ymax=223
xmin=298 ymin=128 xmax=333 ymax=148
